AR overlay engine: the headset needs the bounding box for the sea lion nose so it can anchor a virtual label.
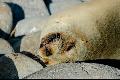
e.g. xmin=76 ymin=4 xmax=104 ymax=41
xmin=47 ymin=33 xmax=61 ymax=42
xmin=45 ymin=47 xmax=52 ymax=56
xmin=40 ymin=33 xmax=61 ymax=46
xmin=39 ymin=33 xmax=63 ymax=56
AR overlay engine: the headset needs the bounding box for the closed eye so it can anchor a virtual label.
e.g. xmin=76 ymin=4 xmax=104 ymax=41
xmin=66 ymin=42 xmax=75 ymax=51
xmin=45 ymin=47 xmax=52 ymax=56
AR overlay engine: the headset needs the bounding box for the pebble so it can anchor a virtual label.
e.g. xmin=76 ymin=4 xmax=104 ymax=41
xmin=13 ymin=31 xmax=41 ymax=55
xmin=0 ymin=38 xmax=14 ymax=54
xmin=1 ymin=0 xmax=49 ymax=28
xmin=14 ymin=16 xmax=48 ymax=37
xmin=49 ymin=0 xmax=82 ymax=14
xmin=52 ymin=0 xmax=89 ymax=2
xmin=0 ymin=2 xmax=12 ymax=34
xmin=0 ymin=53 xmax=43 ymax=79
xmin=24 ymin=63 xmax=120 ymax=79
xmin=1 ymin=0 xmax=49 ymax=18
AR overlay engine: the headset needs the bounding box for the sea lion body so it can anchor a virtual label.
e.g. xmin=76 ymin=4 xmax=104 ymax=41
xmin=37 ymin=0 xmax=120 ymax=65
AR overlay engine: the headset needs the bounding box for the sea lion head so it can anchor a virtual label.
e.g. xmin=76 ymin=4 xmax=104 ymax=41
xmin=38 ymin=32 xmax=84 ymax=65
xmin=38 ymin=32 xmax=88 ymax=65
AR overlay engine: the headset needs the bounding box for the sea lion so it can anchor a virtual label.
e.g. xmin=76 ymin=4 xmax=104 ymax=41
xmin=36 ymin=0 xmax=120 ymax=65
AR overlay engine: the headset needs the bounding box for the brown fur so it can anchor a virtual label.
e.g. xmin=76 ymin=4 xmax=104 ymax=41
xmin=36 ymin=0 xmax=120 ymax=65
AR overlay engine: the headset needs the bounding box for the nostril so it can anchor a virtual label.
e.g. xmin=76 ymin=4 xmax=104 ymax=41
xmin=47 ymin=33 xmax=61 ymax=42
xmin=47 ymin=33 xmax=56 ymax=42
xmin=40 ymin=43 xmax=44 ymax=48
xmin=56 ymin=33 xmax=61 ymax=39
xmin=44 ymin=61 xmax=49 ymax=65
xmin=45 ymin=47 xmax=52 ymax=56
xmin=40 ymin=33 xmax=62 ymax=49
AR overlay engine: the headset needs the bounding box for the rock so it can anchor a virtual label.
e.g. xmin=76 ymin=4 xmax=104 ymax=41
xmin=0 ymin=53 xmax=43 ymax=79
xmin=49 ymin=0 xmax=82 ymax=14
xmin=80 ymin=0 xmax=92 ymax=2
xmin=0 ymin=2 xmax=12 ymax=34
xmin=24 ymin=63 xmax=120 ymax=79
xmin=13 ymin=31 xmax=41 ymax=55
xmin=1 ymin=0 xmax=49 ymax=26
xmin=52 ymin=0 xmax=91 ymax=2
xmin=14 ymin=16 xmax=48 ymax=37
xmin=0 ymin=38 xmax=14 ymax=54
xmin=1 ymin=0 xmax=49 ymax=18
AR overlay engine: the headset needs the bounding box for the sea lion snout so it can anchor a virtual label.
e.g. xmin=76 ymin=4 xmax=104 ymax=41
xmin=39 ymin=33 xmax=63 ymax=59
xmin=38 ymin=32 xmax=77 ymax=65
xmin=40 ymin=33 xmax=62 ymax=48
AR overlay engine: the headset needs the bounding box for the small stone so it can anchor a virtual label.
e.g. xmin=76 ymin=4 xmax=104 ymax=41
xmin=0 ymin=2 xmax=12 ymax=34
xmin=24 ymin=63 xmax=120 ymax=79
xmin=14 ymin=16 xmax=48 ymax=37
xmin=0 ymin=53 xmax=43 ymax=79
xmin=0 ymin=38 xmax=14 ymax=54
xmin=52 ymin=0 xmax=90 ymax=2
xmin=13 ymin=31 xmax=41 ymax=55
xmin=49 ymin=0 xmax=82 ymax=14
xmin=1 ymin=0 xmax=49 ymax=20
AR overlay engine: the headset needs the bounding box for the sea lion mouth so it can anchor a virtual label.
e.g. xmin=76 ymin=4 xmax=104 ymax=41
xmin=37 ymin=53 xmax=57 ymax=65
